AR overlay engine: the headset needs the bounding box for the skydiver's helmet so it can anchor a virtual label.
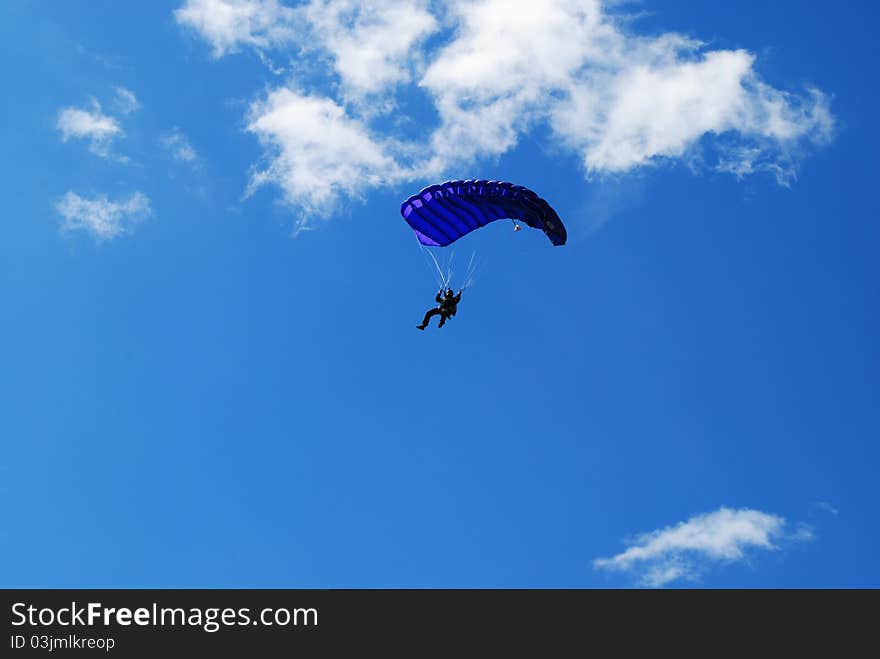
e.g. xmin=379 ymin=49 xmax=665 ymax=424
xmin=445 ymin=289 xmax=454 ymax=297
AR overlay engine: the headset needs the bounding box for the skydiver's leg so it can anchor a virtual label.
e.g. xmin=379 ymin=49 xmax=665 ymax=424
xmin=417 ymin=307 xmax=442 ymax=329
xmin=438 ymin=313 xmax=448 ymax=328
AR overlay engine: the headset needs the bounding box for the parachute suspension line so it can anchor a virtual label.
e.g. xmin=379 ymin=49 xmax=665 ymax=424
xmin=462 ymin=250 xmax=474 ymax=290
xmin=512 ymin=219 xmax=521 ymax=232
xmin=461 ymin=249 xmax=481 ymax=291
xmin=429 ymin=248 xmax=449 ymax=290
xmin=445 ymin=249 xmax=456 ymax=291
xmin=414 ymin=236 xmax=478 ymax=292
xmin=414 ymin=234 xmax=446 ymax=290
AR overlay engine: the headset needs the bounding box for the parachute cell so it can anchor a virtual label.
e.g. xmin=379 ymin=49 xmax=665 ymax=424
xmin=400 ymin=179 xmax=566 ymax=247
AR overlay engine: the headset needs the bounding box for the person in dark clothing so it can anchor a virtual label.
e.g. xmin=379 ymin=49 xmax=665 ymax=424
xmin=417 ymin=288 xmax=462 ymax=330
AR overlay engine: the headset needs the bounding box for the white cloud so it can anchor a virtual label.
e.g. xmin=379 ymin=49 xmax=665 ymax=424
xmin=245 ymin=88 xmax=402 ymax=223
xmin=422 ymin=0 xmax=833 ymax=180
xmin=593 ymin=507 xmax=812 ymax=587
xmin=556 ymin=49 xmax=758 ymax=172
xmin=303 ymin=0 xmax=437 ymax=100
xmin=56 ymin=191 xmax=152 ymax=241
xmin=174 ymin=0 xmax=298 ymax=58
xmin=174 ymin=0 xmax=835 ymax=229
xmin=419 ymin=0 xmax=615 ymax=172
xmin=56 ymin=100 xmax=123 ymax=159
xmin=161 ymin=128 xmax=199 ymax=163
xmin=112 ymin=86 xmax=140 ymax=115
xmin=176 ymin=1 xmax=438 ymax=97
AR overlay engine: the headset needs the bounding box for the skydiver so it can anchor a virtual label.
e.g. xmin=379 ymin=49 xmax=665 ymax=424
xmin=416 ymin=288 xmax=462 ymax=330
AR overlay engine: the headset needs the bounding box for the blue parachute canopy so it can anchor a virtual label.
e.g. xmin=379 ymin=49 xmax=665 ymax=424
xmin=400 ymin=179 xmax=566 ymax=247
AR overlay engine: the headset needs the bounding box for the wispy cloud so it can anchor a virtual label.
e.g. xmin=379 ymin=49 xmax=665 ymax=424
xmin=175 ymin=0 xmax=438 ymax=94
xmin=816 ymin=501 xmax=840 ymax=516
xmin=174 ymin=0 xmax=298 ymax=58
xmin=175 ymin=0 xmax=835 ymax=227
xmin=56 ymin=100 xmax=123 ymax=159
xmin=55 ymin=191 xmax=152 ymax=241
xmin=593 ymin=507 xmax=813 ymax=587
xmin=112 ymin=86 xmax=140 ymax=115
xmin=57 ymin=87 xmax=143 ymax=162
xmin=161 ymin=127 xmax=199 ymax=164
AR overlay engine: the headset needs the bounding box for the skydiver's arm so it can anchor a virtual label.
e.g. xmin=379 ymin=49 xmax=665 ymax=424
xmin=436 ymin=291 xmax=443 ymax=303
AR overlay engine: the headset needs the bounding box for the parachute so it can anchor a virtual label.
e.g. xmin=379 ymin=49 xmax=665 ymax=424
xmin=400 ymin=179 xmax=566 ymax=247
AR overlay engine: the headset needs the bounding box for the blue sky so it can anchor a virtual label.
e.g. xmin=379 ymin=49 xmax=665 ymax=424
xmin=1 ymin=0 xmax=877 ymax=588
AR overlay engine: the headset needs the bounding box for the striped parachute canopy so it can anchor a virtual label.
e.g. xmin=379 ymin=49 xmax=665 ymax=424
xmin=400 ymin=179 xmax=566 ymax=247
